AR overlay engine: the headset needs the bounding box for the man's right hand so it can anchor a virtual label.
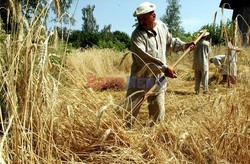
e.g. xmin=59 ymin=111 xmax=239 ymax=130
xmin=185 ymin=42 xmax=196 ymax=51
xmin=164 ymin=67 xmax=177 ymax=78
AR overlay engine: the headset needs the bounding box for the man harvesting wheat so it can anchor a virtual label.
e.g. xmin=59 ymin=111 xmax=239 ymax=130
xmin=224 ymin=37 xmax=242 ymax=84
xmin=192 ymin=30 xmax=211 ymax=94
xmin=124 ymin=2 xmax=195 ymax=129
xmin=209 ymin=55 xmax=227 ymax=84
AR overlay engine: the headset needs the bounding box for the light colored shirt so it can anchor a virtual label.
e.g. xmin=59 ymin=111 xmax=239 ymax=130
xmin=227 ymin=42 xmax=237 ymax=63
xmin=226 ymin=42 xmax=238 ymax=76
xmin=193 ymin=38 xmax=210 ymax=71
xmin=211 ymin=55 xmax=225 ymax=69
xmin=211 ymin=55 xmax=228 ymax=75
xmin=130 ymin=21 xmax=185 ymax=77
xmin=128 ymin=20 xmax=186 ymax=93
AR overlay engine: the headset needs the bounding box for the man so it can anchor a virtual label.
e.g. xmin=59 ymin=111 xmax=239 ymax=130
xmin=193 ymin=30 xmax=210 ymax=94
xmin=124 ymin=2 xmax=195 ymax=128
xmin=210 ymin=55 xmax=226 ymax=70
xmin=209 ymin=55 xmax=227 ymax=84
xmin=226 ymin=38 xmax=242 ymax=84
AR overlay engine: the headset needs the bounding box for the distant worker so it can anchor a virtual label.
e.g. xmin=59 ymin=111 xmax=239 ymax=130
xmin=225 ymin=38 xmax=242 ymax=84
xmin=209 ymin=55 xmax=227 ymax=84
xmin=124 ymin=2 xmax=195 ymax=129
xmin=193 ymin=30 xmax=211 ymax=94
xmin=210 ymin=55 xmax=225 ymax=70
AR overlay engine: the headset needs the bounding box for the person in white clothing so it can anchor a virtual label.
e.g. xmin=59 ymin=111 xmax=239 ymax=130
xmin=210 ymin=55 xmax=226 ymax=70
xmin=124 ymin=2 xmax=195 ymax=128
xmin=193 ymin=30 xmax=211 ymax=94
xmin=209 ymin=55 xmax=227 ymax=84
xmin=225 ymin=38 xmax=242 ymax=84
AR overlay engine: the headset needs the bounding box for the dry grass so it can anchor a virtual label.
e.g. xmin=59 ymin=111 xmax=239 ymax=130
xmin=0 ymin=1 xmax=249 ymax=163
xmin=32 ymin=47 xmax=250 ymax=163
xmin=48 ymin=47 xmax=249 ymax=163
xmin=0 ymin=39 xmax=250 ymax=163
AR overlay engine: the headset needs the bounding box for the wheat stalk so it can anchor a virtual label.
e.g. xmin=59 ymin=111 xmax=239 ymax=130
xmin=0 ymin=116 xmax=14 ymax=164
xmin=54 ymin=0 xmax=61 ymax=19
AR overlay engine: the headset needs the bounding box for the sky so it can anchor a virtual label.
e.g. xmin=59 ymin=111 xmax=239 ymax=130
xmin=50 ymin=0 xmax=234 ymax=35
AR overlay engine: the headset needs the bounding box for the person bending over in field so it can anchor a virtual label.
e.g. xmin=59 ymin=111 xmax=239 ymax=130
xmin=209 ymin=55 xmax=227 ymax=84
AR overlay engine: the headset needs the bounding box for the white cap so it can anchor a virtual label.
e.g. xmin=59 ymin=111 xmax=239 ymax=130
xmin=133 ymin=2 xmax=156 ymax=17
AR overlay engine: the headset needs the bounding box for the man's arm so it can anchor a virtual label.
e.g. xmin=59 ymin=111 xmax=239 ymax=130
xmin=163 ymin=23 xmax=195 ymax=52
xmin=131 ymin=39 xmax=167 ymax=74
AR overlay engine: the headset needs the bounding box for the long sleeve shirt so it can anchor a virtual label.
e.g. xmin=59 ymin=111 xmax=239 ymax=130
xmin=211 ymin=55 xmax=228 ymax=75
xmin=226 ymin=41 xmax=238 ymax=76
xmin=193 ymin=38 xmax=210 ymax=71
xmin=128 ymin=20 xmax=186 ymax=94
xmin=211 ymin=55 xmax=226 ymax=69
xmin=130 ymin=20 xmax=185 ymax=77
xmin=227 ymin=42 xmax=237 ymax=64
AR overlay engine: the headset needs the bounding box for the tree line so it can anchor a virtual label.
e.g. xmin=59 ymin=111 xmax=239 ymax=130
xmin=64 ymin=1 xmax=232 ymax=51
xmin=61 ymin=5 xmax=131 ymax=51
xmin=0 ymin=0 xmax=233 ymax=52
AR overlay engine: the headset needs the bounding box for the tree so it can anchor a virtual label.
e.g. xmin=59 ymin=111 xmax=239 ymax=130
xmin=97 ymin=29 xmax=131 ymax=51
xmin=100 ymin=25 xmax=112 ymax=41
xmin=68 ymin=30 xmax=83 ymax=48
xmin=82 ymin=5 xmax=99 ymax=34
xmin=161 ymin=0 xmax=184 ymax=35
xmin=113 ymin=31 xmax=131 ymax=50
xmin=81 ymin=5 xmax=99 ymax=48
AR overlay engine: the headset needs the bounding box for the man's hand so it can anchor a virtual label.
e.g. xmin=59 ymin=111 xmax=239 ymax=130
xmin=164 ymin=67 xmax=177 ymax=78
xmin=236 ymin=47 xmax=243 ymax=52
xmin=185 ymin=42 xmax=195 ymax=51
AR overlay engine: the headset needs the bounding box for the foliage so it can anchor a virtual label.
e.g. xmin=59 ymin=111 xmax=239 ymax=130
xmin=96 ymin=28 xmax=131 ymax=51
xmin=96 ymin=39 xmax=126 ymax=51
xmin=160 ymin=0 xmax=193 ymax=43
xmin=66 ymin=5 xmax=131 ymax=51
xmin=198 ymin=19 xmax=233 ymax=45
xmin=82 ymin=31 xmax=99 ymax=48
xmin=0 ymin=0 xmax=74 ymax=32
xmin=68 ymin=30 xmax=83 ymax=48
xmin=53 ymin=0 xmax=74 ymax=18
xmin=174 ymin=32 xmax=193 ymax=42
xmin=113 ymin=30 xmax=131 ymax=50
xmin=80 ymin=5 xmax=114 ymax=49
xmin=161 ymin=0 xmax=184 ymax=34
xmin=82 ymin=5 xmax=99 ymax=34
xmin=68 ymin=28 xmax=130 ymax=51
xmin=57 ymin=41 xmax=73 ymax=54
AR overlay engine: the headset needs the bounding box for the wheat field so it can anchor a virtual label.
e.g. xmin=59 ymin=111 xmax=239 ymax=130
xmin=0 ymin=1 xmax=250 ymax=163
xmin=1 ymin=38 xmax=249 ymax=163
xmin=64 ymin=47 xmax=250 ymax=163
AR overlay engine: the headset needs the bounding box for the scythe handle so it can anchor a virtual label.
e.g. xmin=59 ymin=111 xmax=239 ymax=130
xmin=172 ymin=29 xmax=208 ymax=68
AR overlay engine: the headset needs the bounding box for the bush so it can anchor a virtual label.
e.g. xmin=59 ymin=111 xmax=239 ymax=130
xmin=68 ymin=29 xmax=130 ymax=52
xmin=173 ymin=32 xmax=193 ymax=42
